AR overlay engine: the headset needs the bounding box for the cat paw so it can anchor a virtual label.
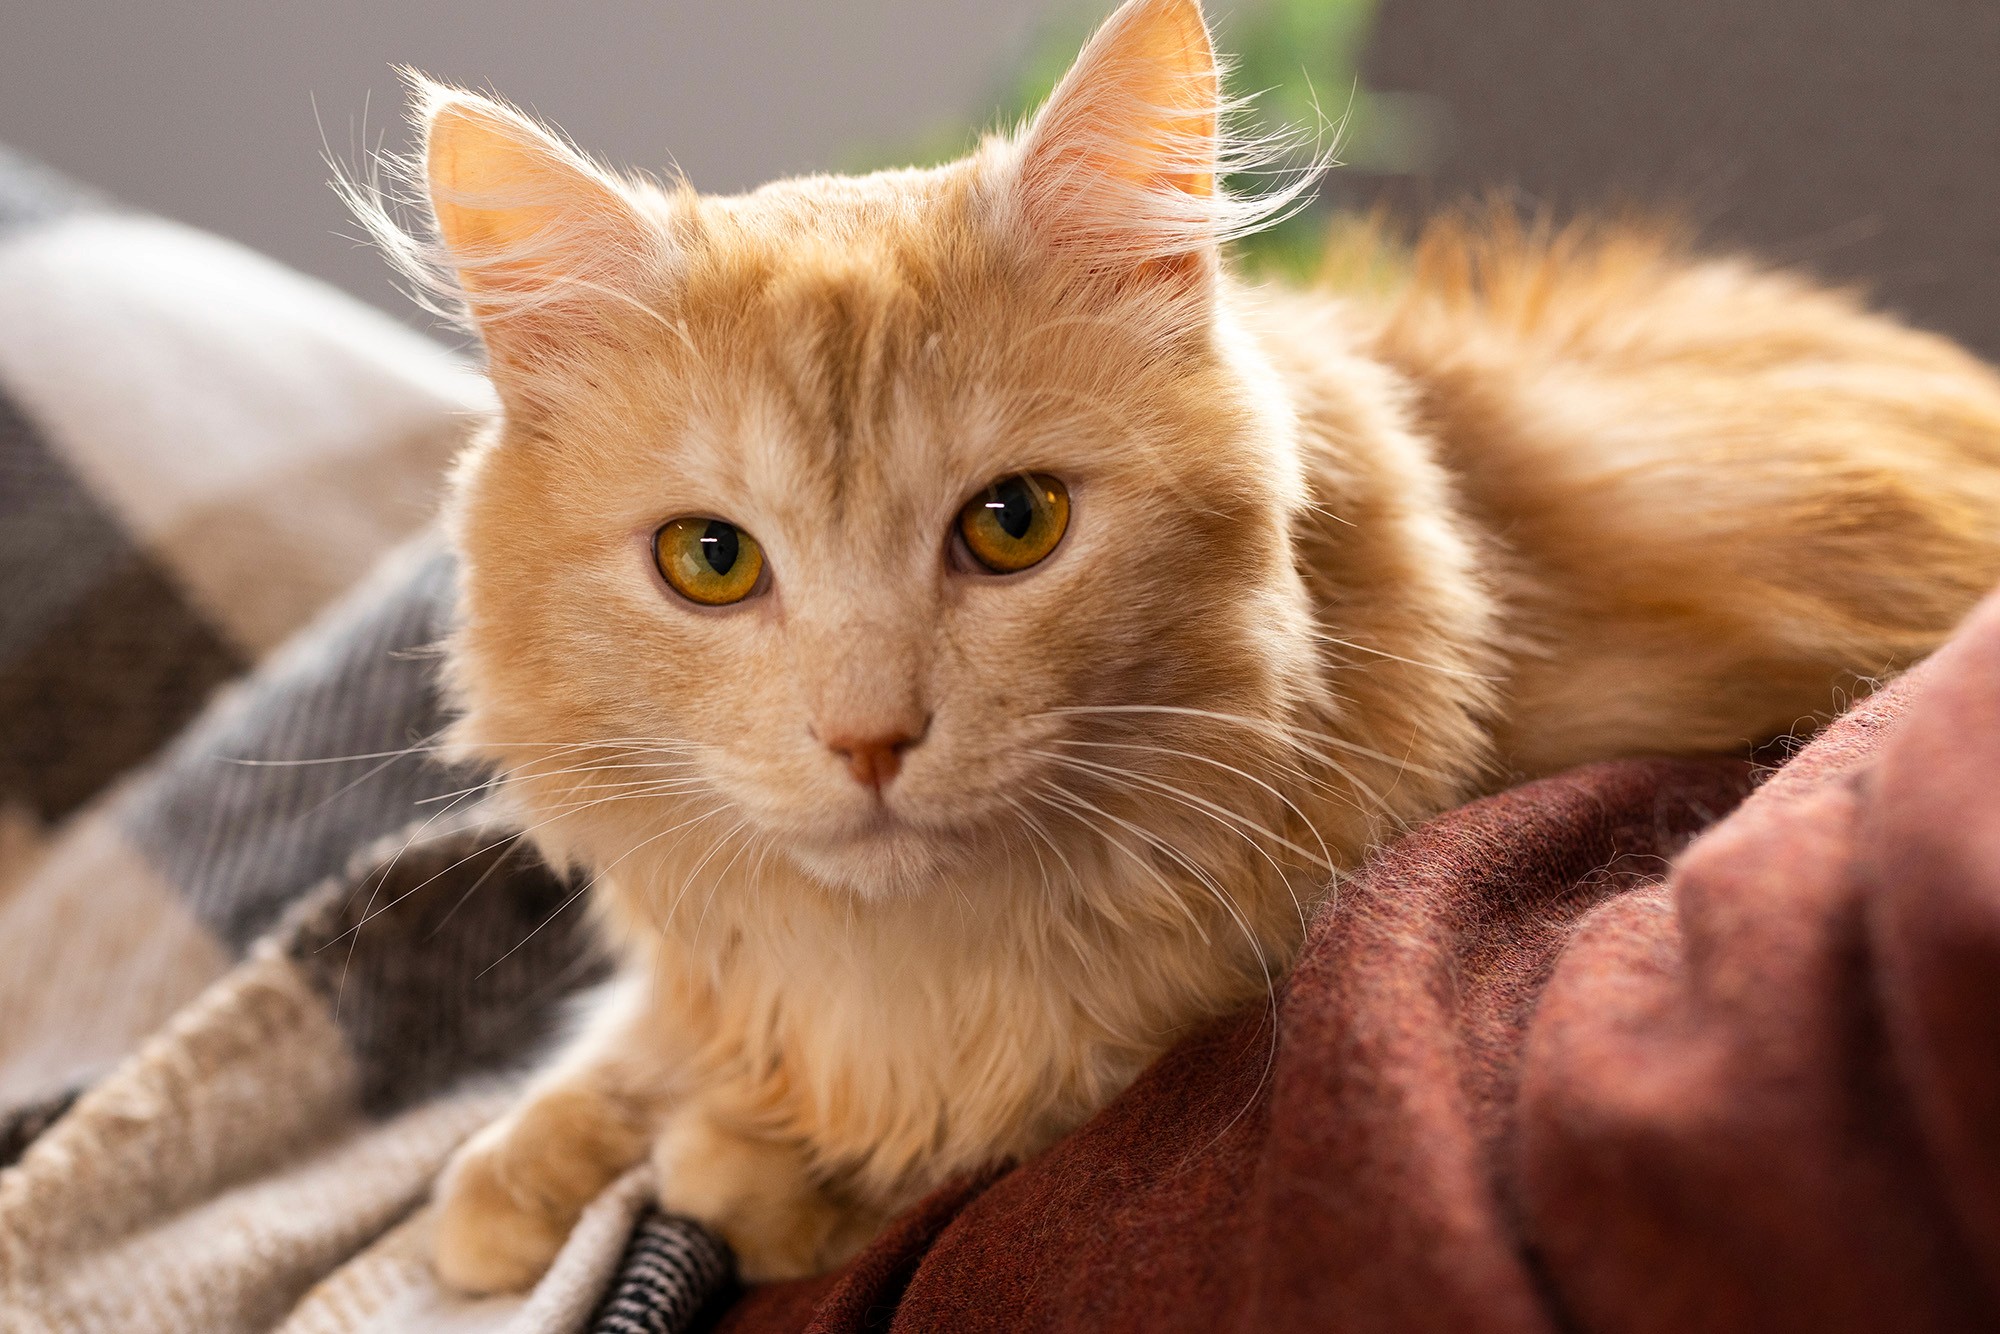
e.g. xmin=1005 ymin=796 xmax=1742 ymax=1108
xmin=431 ymin=1119 xmax=571 ymax=1295
xmin=652 ymin=1113 xmax=880 ymax=1282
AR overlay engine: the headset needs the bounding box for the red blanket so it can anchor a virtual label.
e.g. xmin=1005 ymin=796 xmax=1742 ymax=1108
xmin=719 ymin=588 xmax=2000 ymax=1333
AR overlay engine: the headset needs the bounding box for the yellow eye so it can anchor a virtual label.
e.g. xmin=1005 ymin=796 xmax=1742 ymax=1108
xmin=957 ymin=473 xmax=1069 ymax=573
xmin=654 ymin=517 xmax=765 ymax=606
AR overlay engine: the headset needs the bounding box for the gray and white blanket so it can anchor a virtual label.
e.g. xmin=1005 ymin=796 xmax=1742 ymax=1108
xmin=0 ymin=150 xmax=732 ymax=1331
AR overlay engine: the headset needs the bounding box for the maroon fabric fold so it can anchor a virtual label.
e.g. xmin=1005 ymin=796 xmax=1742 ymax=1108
xmin=718 ymin=590 xmax=2000 ymax=1334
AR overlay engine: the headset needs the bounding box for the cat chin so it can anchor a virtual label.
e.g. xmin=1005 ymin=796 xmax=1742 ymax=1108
xmin=781 ymin=827 xmax=982 ymax=901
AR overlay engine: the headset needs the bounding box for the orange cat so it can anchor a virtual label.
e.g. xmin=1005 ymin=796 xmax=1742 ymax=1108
xmin=358 ymin=0 xmax=2000 ymax=1291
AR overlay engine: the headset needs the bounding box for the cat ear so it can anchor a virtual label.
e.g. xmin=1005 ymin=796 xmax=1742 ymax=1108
xmin=1014 ymin=0 xmax=1223 ymax=271
xmin=411 ymin=76 xmax=656 ymax=369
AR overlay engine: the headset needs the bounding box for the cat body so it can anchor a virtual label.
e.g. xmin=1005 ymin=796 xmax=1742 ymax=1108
xmin=380 ymin=0 xmax=2000 ymax=1291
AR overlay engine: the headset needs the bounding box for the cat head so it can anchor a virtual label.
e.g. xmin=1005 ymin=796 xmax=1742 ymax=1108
xmin=372 ymin=0 xmax=1336 ymax=906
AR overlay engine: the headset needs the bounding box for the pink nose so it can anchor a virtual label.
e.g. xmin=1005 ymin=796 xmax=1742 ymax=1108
xmin=824 ymin=729 xmax=920 ymax=791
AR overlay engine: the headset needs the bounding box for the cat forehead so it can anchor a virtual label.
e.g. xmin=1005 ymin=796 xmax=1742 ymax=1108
xmin=659 ymin=204 xmax=1076 ymax=504
xmin=655 ymin=155 xmax=1155 ymax=430
xmin=595 ymin=163 xmax=1213 ymax=519
xmin=677 ymin=285 xmax=1015 ymax=531
xmin=679 ymin=185 xmax=974 ymax=343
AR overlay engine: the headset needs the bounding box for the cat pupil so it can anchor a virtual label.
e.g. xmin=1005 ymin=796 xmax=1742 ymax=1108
xmin=700 ymin=521 xmax=738 ymax=575
xmin=988 ymin=479 xmax=1034 ymax=540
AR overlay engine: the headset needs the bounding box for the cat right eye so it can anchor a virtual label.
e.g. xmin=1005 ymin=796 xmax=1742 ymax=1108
xmin=653 ymin=517 xmax=767 ymax=606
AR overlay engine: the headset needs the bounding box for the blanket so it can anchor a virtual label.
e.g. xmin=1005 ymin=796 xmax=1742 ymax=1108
xmin=0 ymin=140 xmax=485 ymax=1106
xmin=4 ymin=147 xmax=1999 ymax=1333
xmin=0 ymin=151 xmax=730 ymax=1331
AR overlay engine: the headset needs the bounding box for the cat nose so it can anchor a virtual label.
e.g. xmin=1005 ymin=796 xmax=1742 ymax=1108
xmin=823 ymin=726 xmax=923 ymax=791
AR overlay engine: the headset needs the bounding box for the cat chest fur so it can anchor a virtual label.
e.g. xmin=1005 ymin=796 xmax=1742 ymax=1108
xmin=595 ymin=836 xmax=1300 ymax=1209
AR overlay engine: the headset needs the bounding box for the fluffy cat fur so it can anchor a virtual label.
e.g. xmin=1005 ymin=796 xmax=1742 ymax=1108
xmin=356 ymin=0 xmax=2000 ymax=1291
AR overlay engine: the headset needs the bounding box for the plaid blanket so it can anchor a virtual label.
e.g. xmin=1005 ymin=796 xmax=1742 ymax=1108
xmin=0 ymin=152 xmax=731 ymax=1331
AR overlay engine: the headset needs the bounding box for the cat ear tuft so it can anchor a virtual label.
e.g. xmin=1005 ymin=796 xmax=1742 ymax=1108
xmin=1011 ymin=0 xmax=1313 ymax=275
xmin=1015 ymin=0 xmax=1221 ymax=268
xmin=396 ymin=74 xmax=659 ymax=371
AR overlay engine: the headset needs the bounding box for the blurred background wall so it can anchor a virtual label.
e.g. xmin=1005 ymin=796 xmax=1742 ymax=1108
xmin=0 ymin=0 xmax=1049 ymax=319
xmin=3 ymin=0 xmax=1995 ymax=355
xmin=1361 ymin=0 xmax=2000 ymax=359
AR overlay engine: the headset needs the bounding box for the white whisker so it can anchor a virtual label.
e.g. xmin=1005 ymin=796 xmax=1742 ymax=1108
xmin=1043 ymin=740 xmax=1333 ymax=871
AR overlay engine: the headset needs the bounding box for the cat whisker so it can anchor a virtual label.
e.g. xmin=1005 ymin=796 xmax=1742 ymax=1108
xmin=998 ymin=791 xmax=1075 ymax=898
xmin=473 ymin=876 xmax=594 ymax=980
xmin=1014 ymin=816 xmax=1052 ymax=904
xmin=1030 ymin=780 xmax=1213 ymax=946
xmin=421 ymin=835 xmax=529 ymax=943
xmin=1033 ymin=702 xmax=1433 ymax=821
xmin=486 ymin=759 xmax=706 ymax=797
xmin=413 ymin=757 xmax=702 ymax=808
xmin=1034 ymin=776 xmax=1282 ymax=1114
xmin=1040 ymin=769 xmax=1287 ymax=1157
xmin=223 ymin=739 xmax=447 ymax=768
xmin=414 ymin=739 xmax=709 ymax=816
xmin=234 ymin=734 xmax=710 ymax=850
xmin=1038 ymin=774 xmax=1268 ymax=962
xmin=301 ymin=730 xmax=464 ymax=819
xmin=1047 ymin=737 xmax=1336 ymax=873
xmin=226 ymin=734 xmax=705 ymax=767
xmin=478 ymin=804 xmax=736 ymax=980
xmin=327 ymin=760 xmax=527 ymax=1017
xmin=689 ymin=819 xmax=756 ymax=951
xmin=1036 ymin=750 xmax=1308 ymax=877
xmin=1038 ymin=703 xmax=1448 ymax=783
xmin=1308 ymin=629 xmax=1502 ymax=681
xmin=326 ymin=779 xmax=711 ymax=949
xmin=1035 ymin=750 xmax=1315 ymax=939
xmin=523 ymin=779 xmax=714 ymax=819
xmin=315 ymin=732 xmax=713 ymax=1010
xmin=649 ymin=808 xmax=747 ymax=937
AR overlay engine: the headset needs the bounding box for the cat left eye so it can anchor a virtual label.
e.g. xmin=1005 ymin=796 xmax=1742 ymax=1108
xmin=654 ymin=517 xmax=766 ymax=606
xmin=956 ymin=473 xmax=1070 ymax=574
